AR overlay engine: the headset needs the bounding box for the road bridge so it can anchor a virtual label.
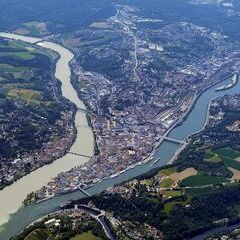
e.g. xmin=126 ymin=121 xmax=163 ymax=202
xmin=78 ymin=187 xmax=91 ymax=197
xmin=164 ymin=137 xmax=183 ymax=144
xmin=77 ymin=108 xmax=87 ymax=113
xmin=67 ymin=152 xmax=92 ymax=158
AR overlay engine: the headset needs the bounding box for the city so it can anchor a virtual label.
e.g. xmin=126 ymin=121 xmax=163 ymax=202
xmin=31 ymin=4 xmax=240 ymax=202
xmin=1 ymin=0 xmax=240 ymax=239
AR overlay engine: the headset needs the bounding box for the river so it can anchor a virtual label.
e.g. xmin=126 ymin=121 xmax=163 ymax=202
xmin=0 ymin=32 xmax=239 ymax=240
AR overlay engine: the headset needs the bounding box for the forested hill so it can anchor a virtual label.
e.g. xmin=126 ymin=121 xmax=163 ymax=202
xmin=1 ymin=0 xmax=240 ymax=40
xmin=0 ymin=0 xmax=115 ymax=33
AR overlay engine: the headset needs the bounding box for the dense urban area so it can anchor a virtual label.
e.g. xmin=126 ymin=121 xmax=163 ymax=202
xmin=31 ymin=1 xmax=240 ymax=201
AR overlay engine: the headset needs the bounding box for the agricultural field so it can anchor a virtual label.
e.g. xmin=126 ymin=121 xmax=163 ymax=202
xmin=204 ymin=151 xmax=222 ymax=163
xmin=11 ymin=52 xmax=35 ymax=60
xmin=214 ymin=148 xmax=240 ymax=159
xmin=228 ymin=167 xmax=240 ymax=180
xmin=162 ymin=190 xmax=183 ymax=198
xmin=163 ymin=198 xmax=189 ymax=214
xmin=158 ymin=167 xmax=177 ymax=176
xmin=170 ymin=167 xmax=198 ymax=182
xmin=203 ymin=148 xmax=240 ymax=179
xmin=157 ymin=167 xmax=198 ymax=188
xmin=159 ymin=178 xmax=174 ymax=188
xmin=70 ymin=231 xmax=102 ymax=240
xmin=185 ymin=186 xmax=217 ymax=197
xmin=24 ymin=228 xmax=50 ymax=240
xmin=156 ymin=147 xmax=240 ymax=211
xmin=181 ymin=174 xmax=228 ymax=187
xmin=14 ymin=21 xmax=50 ymax=36
xmin=23 ymin=229 xmax=103 ymax=240
xmin=0 ymin=38 xmax=51 ymax=105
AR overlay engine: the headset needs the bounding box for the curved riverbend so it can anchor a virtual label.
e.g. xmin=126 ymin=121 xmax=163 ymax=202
xmin=0 ymin=33 xmax=94 ymax=227
xmin=0 ymin=33 xmax=239 ymax=239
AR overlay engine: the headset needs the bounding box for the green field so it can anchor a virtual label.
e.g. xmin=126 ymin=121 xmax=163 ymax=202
xmin=7 ymin=89 xmax=42 ymax=102
xmin=163 ymin=190 xmax=183 ymax=198
xmin=181 ymin=175 xmax=227 ymax=187
xmin=0 ymin=38 xmax=37 ymax=61
xmin=25 ymin=228 xmax=51 ymax=240
xmin=204 ymin=151 xmax=222 ymax=163
xmin=158 ymin=167 xmax=176 ymax=176
xmin=163 ymin=200 xmax=188 ymax=214
xmin=205 ymin=151 xmax=215 ymax=159
xmin=214 ymin=148 xmax=240 ymax=159
xmin=143 ymin=178 xmax=153 ymax=186
xmin=11 ymin=52 xmax=35 ymax=60
xmin=0 ymin=64 xmax=28 ymax=73
xmin=0 ymin=39 xmax=35 ymax=51
xmin=0 ymin=39 xmax=51 ymax=106
xmin=205 ymin=148 xmax=240 ymax=173
xmin=21 ymin=22 xmax=42 ymax=35
xmin=10 ymin=41 xmax=36 ymax=50
xmin=79 ymin=35 xmax=120 ymax=48
xmin=225 ymin=159 xmax=240 ymax=171
xmin=70 ymin=231 xmax=102 ymax=240
xmin=160 ymin=178 xmax=174 ymax=188
xmin=186 ymin=186 xmax=216 ymax=197
xmin=147 ymin=197 xmax=160 ymax=203
xmin=205 ymin=155 xmax=222 ymax=163
xmin=23 ymin=21 xmax=39 ymax=27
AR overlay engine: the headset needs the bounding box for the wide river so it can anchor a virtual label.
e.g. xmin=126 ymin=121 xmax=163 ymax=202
xmin=0 ymin=32 xmax=239 ymax=239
